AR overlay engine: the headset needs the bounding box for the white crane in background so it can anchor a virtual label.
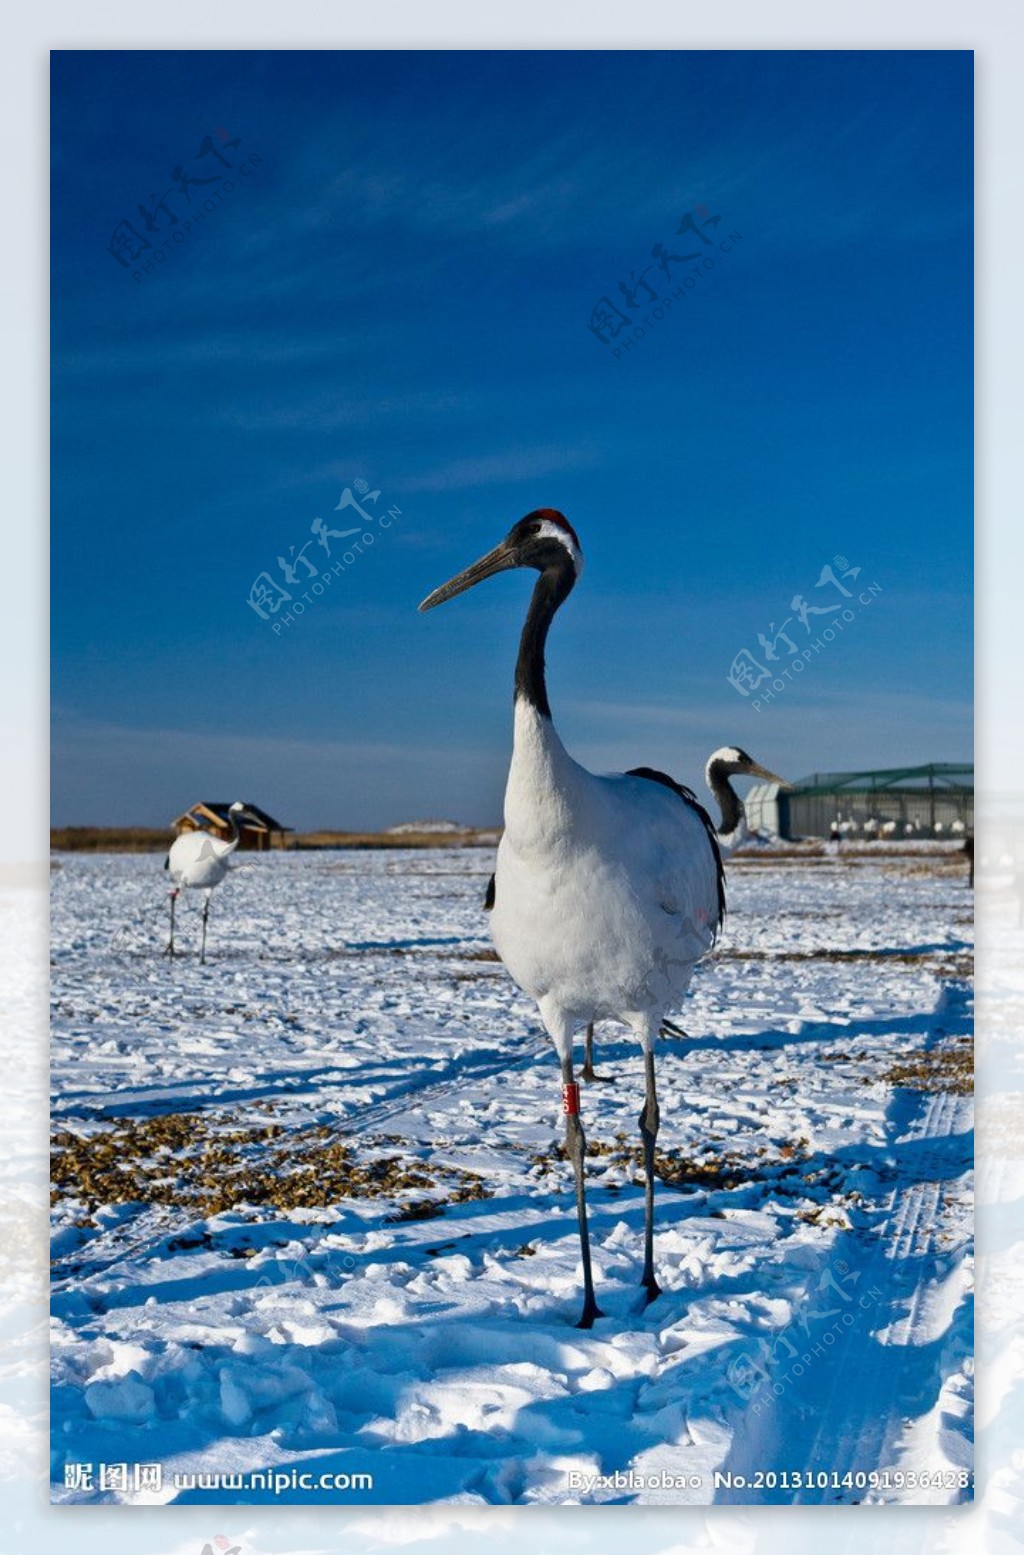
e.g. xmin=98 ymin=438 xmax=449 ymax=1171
xmin=165 ymin=801 xmax=248 ymax=963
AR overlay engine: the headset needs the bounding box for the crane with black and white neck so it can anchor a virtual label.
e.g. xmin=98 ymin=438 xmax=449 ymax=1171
xmin=420 ymin=509 xmax=725 ymax=1327
xmin=703 ymin=746 xmax=788 ymax=855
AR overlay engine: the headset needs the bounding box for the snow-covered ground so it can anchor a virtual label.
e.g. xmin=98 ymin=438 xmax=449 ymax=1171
xmin=49 ymin=847 xmax=974 ymax=1507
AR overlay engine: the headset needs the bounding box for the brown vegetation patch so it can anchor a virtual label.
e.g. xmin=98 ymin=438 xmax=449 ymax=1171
xmin=51 ymin=1110 xmax=490 ymax=1220
xmin=50 ymin=827 xmax=172 ymax=854
xmin=293 ymin=830 xmax=498 ymax=850
xmin=875 ymin=1038 xmax=973 ymax=1095
xmin=51 ymin=827 xmax=501 ymax=854
xmin=716 ymin=947 xmax=973 ymax=978
xmin=534 ymin=1137 xmax=796 ymax=1192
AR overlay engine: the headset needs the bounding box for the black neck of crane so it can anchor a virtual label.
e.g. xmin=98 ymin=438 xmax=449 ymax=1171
xmin=514 ymin=555 xmax=576 ymax=719
xmin=707 ymin=762 xmax=743 ymax=837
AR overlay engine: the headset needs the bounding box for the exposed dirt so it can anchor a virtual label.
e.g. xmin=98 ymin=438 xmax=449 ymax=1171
xmin=714 ymin=947 xmax=973 ymax=979
xmin=51 ymin=1109 xmax=491 ymax=1221
xmin=534 ymin=1135 xmax=812 ymax=1194
xmin=875 ymin=1038 xmax=973 ymax=1095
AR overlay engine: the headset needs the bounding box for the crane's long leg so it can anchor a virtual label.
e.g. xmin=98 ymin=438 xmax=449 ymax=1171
xmin=561 ymin=1056 xmax=602 ymax=1328
xmin=200 ymin=892 xmax=211 ymax=965
xmin=580 ymin=1022 xmax=612 ymax=1084
xmin=640 ymin=1048 xmax=662 ymax=1303
xmin=165 ymin=889 xmax=178 ymax=957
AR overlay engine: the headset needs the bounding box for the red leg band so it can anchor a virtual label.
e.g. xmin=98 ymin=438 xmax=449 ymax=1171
xmin=562 ymin=1081 xmax=581 ymax=1116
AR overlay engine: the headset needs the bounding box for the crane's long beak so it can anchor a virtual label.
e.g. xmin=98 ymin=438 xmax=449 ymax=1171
xmin=748 ymin=763 xmax=791 ymax=787
xmin=418 ymin=540 xmax=518 ymax=612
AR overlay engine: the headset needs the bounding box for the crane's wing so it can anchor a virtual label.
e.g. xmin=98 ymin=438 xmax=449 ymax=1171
xmin=625 ymin=766 xmax=726 ymax=941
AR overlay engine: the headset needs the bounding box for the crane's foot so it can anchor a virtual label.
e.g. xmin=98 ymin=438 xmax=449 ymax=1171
xmin=576 ymin=1294 xmax=604 ymax=1329
xmin=660 ymin=1019 xmax=688 ymax=1040
xmin=641 ymin=1272 xmax=662 ymax=1306
xmin=163 ymin=943 xmax=175 ymax=958
xmin=580 ymin=1063 xmax=612 ymax=1084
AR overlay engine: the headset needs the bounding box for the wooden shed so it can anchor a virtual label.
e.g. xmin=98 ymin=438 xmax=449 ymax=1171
xmin=170 ymin=802 xmax=292 ymax=852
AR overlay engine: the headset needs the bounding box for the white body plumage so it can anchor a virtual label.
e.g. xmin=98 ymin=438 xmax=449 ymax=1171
xmin=490 ymin=702 xmax=720 ymax=1056
xmin=166 ymin=829 xmax=239 ymax=892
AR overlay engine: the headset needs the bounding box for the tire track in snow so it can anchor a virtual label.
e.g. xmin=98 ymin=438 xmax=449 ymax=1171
xmin=718 ymin=981 xmax=973 ymax=1505
xmin=791 ymin=1089 xmax=971 ymax=1504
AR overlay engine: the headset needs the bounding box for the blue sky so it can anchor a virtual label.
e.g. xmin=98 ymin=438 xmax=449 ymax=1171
xmin=51 ymin=49 xmax=973 ymax=830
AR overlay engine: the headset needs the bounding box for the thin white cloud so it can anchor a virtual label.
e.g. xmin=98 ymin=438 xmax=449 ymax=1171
xmin=564 ymin=699 xmax=733 ymax=732
xmin=50 ymin=710 xmax=508 ymax=832
xmin=394 ymin=444 xmax=601 ymax=495
xmin=51 ymin=712 xmax=491 ymax=778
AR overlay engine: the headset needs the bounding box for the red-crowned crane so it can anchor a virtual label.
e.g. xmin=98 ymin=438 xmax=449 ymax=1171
xmin=420 ymin=510 xmax=725 ymax=1327
xmin=165 ymin=801 xmax=248 ymax=963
